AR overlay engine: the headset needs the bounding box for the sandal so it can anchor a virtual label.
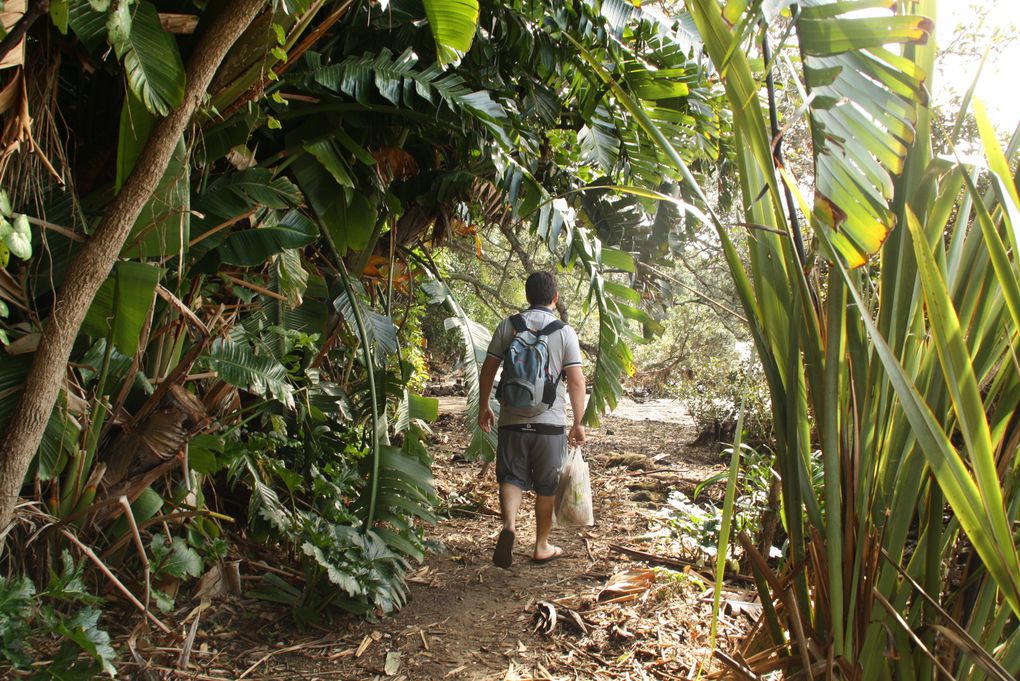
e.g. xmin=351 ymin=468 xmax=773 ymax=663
xmin=493 ymin=529 xmax=515 ymax=568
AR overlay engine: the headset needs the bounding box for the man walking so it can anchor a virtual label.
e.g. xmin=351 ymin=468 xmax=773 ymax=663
xmin=478 ymin=271 xmax=586 ymax=568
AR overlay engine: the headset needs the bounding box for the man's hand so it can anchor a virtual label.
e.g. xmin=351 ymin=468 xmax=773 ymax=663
xmin=568 ymin=423 xmax=585 ymax=447
xmin=477 ymin=356 xmax=501 ymax=434
xmin=564 ymin=365 xmax=586 ymax=447
xmin=479 ymin=406 xmax=495 ymax=433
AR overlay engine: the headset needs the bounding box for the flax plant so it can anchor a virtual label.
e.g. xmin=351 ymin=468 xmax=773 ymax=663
xmin=684 ymin=1 xmax=1020 ymax=676
xmin=585 ymin=0 xmax=1020 ymax=676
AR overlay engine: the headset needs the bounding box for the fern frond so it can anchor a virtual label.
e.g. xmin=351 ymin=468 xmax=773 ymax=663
xmin=421 ymin=278 xmax=496 ymax=461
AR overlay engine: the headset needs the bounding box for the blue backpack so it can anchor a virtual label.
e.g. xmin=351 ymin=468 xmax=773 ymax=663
xmin=495 ymin=314 xmax=566 ymax=417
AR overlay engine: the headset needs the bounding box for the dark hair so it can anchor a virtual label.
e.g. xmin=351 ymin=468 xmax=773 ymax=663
xmin=525 ymin=271 xmax=557 ymax=306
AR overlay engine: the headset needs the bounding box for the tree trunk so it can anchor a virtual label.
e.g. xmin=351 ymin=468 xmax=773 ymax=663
xmin=0 ymin=0 xmax=267 ymax=543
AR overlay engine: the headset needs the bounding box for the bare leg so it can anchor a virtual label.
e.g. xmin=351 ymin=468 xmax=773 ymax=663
xmin=499 ymin=483 xmax=524 ymax=532
xmin=533 ymin=495 xmax=560 ymax=560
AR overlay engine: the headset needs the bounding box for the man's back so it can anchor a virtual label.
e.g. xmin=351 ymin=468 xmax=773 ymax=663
xmin=486 ymin=307 xmax=582 ymax=428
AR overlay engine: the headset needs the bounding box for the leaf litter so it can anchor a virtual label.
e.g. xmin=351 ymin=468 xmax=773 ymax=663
xmin=99 ymin=400 xmax=752 ymax=679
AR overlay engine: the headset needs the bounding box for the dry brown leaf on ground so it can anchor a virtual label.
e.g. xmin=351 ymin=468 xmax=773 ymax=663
xmin=503 ymin=660 xmax=535 ymax=680
xmin=384 ymin=651 xmax=401 ymax=675
xmin=535 ymin=600 xmax=558 ymax=635
xmin=597 ymin=567 xmax=656 ymax=603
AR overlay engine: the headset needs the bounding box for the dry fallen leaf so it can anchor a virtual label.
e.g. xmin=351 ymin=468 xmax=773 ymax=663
xmin=534 ymin=601 xmax=557 ymax=636
xmin=565 ymin=609 xmax=589 ymax=635
xmin=384 ymin=651 xmax=401 ymax=676
xmin=503 ymin=661 xmax=530 ymax=681
xmin=597 ymin=567 xmax=656 ymax=603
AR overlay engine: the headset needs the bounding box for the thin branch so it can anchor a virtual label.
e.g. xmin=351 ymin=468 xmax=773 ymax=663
xmin=59 ymin=528 xmax=172 ymax=634
xmin=23 ymin=215 xmax=85 ymax=242
xmin=445 ymin=272 xmax=517 ymax=314
xmin=220 ymin=272 xmax=288 ymax=301
xmin=499 ymin=222 xmax=569 ymax=321
xmin=643 ymin=263 xmax=747 ymax=323
xmin=186 ymin=207 xmax=256 ymax=248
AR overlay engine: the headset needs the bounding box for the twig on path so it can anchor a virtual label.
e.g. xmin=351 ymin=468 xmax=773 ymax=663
xmin=144 ymin=668 xmax=236 ymax=681
xmin=647 ymin=667 xmax=693 ymax=681
xmin=449 ymin=506 xmax=500 ymax=518
xmin=177 ymin=607 xmax=203 ymax=669
xmin=246 ymin=558 xmax=304 ymax=580
xmin=236 ymin=637 xmax=334 ymax=679
xmin=561 ymin=638 xmax=613 ymax=668
xmin=607 ymin=544 xmax=755 ymax=584
xmin=249 ymin=673 xmax=353 ymax=680
xmin=612 ymin=468 xmax=680 ymax=478
xmin=711 ymin=650 xmax=759 ymax=680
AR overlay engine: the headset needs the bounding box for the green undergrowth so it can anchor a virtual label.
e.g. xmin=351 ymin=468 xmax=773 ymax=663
xmin=0 ymin=552 xmax=116 ymax=678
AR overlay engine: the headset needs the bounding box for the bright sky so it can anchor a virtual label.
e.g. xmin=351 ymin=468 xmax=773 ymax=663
xmin=935 ymin=0 xmax=1020 ymax=133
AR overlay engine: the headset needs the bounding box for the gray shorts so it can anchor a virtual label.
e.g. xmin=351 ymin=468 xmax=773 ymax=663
xmin=496 ymin=426 xmax=566 ymax=496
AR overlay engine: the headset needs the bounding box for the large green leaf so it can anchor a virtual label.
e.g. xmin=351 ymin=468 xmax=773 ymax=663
xmin=107 ymin=1 xmax=186 ymax=117
xmin=81 ymin=261 xmax=160 ymax=356
xmin=333 ymin=288 xmax=397 ymax=363
xmin=578 ymin=106 xmax=620 ymax=173
xmin=219 ymin=211 xmax=318 ymax=267
xmin=336 ymin=265 xmax=387 ymax=528
xmin=395 ymin=391 xmax=439 ymax=433
xmin=311 ymin=48 xmax=513 ymax=149
xmin=423 ymin=0 xmax=479 ymax=67
xmin=121 ymin=135 xmax=190 ymax=259
xmin=421 ymin=278 xmax=496 ymax=460
xmin=304 ymin=139 xmax=355 ymax=189
xmin=116 ymin=90 xmax=156 ymax=191
xmin=197 ymin=169 xmax=303 ymax=221
xmin=68 ymin=0 xmax=110 ymax=51
xmin=797 ymin=0 xmax=932 ymax=267
xmin=291 ymin=155 xmax=377 ymax=255
xmin=903 ymin=207 xmax=1020 ymax=616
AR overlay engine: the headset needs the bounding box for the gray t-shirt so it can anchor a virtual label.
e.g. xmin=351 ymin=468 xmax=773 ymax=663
xmin=486 ymin=307 xmax=582 ymax=427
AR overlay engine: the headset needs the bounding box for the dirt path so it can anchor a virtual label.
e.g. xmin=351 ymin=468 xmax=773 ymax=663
xmin=154 ymin=401 xmax=749 ymax=680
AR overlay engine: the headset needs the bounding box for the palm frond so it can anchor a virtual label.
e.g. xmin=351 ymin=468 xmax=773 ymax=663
xmin=421 ymin=278 xmax=496 ymax=460
xmin=202 ymin=338 xmax=295 ymax=408
xmin=334 ymin=287 xmax=398 ymax=363
xmin=106 ymin=1 xmax=185 ymax=116
xmin=310 ymin=47 xmax=514 ymax=148
xmin=336 ymin=264 xmax=384 ymax=528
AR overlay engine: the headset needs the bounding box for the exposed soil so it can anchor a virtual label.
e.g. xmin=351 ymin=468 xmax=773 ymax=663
xmin=118 ymin=399 xmax=756 ymax=680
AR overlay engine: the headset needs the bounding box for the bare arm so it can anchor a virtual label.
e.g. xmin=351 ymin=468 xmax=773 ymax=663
xmin=478 ymin=355 xmax=501 ymax=432
xmin=564 ymin=365 xmax=586 ymax=446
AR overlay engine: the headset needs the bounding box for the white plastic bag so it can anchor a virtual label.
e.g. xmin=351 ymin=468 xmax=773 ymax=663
xmin=554 ymin=446 xmax=594 ymax=526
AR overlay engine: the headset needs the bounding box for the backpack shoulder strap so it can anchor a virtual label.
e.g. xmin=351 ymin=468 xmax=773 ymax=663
xmin=509 ymin=314 xmax=528 ymax=333
xmin=537 ymin=320 xmax=565 ymax=337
